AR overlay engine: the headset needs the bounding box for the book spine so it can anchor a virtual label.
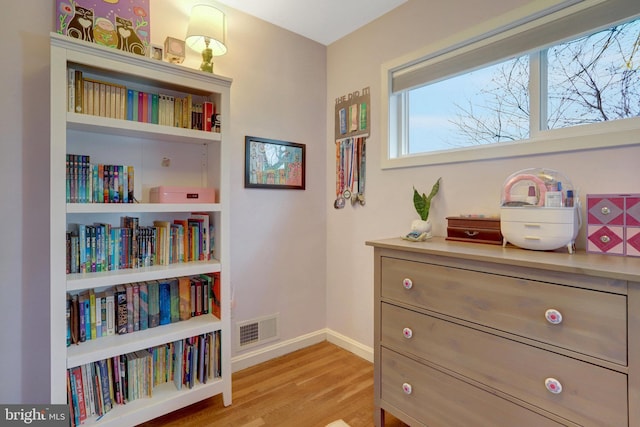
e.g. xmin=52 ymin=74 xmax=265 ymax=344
xmin=116 ymin=286 xmax=128 ymax=335
xmin=105 ymin=290 xmax=115 ymax=336
xmin=138 ymin=91 xmax=144 ymax=122
xmin=195 ymin=278 xmax=203 ymax=316
xmin=139 ymin=282 xmax=148 ymax=330
xmin=68 ymin=68 xmax=75 ymax=113
xmin=169 ymin=278 xmax=180 ymax=323
xmin=98 ymin=360 xmax=112 ymax=411
xmin=159 ymin=280 xmax=171 ymax=325
xmin=74 ymin=70 xmax=83 ymax=114
xmin=133 ymin=282 xmax=140 ymax=332
xmin=203 ymin=101 xmax=213 ymax=132
xmin=178 ymin=276 xmax=191 ymax=321
xmin=66 ymin=294 xmax=72 ymax=346
xmin=152 ymin=93 xmax=159 ymax=124
xmin=126 ymin=283 xmax=134 ymax=333
xmin=148 ymin=281 xmax=159 ymax=328
xmin=110 ymin=84 xmax=117 ymax=119
xmin=95 ymin=292 xmax=102 ymax=338
xmin=72 ymin=366 xmax=87 ymax=422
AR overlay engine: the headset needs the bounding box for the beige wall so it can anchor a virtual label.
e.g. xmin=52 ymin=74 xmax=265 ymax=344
xmin=325 ymin=0 xmax=640 ymax=348
xmin=0 ymin=0 xmax=327 ymax=403
xmin=149 ymin=0 xmax=328 ymax=362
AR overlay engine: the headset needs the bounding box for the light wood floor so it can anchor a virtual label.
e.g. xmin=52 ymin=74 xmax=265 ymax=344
xmin=137 ymin=341 xmax=407 ymax=427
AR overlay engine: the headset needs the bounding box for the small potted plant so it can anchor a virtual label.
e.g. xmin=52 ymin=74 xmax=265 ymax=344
xmin=405 ymin=178 xmax=441 ymax=241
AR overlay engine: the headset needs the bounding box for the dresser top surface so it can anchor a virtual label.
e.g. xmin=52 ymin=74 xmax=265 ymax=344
xmin=366 ymin=237 xmax=640 ymax=282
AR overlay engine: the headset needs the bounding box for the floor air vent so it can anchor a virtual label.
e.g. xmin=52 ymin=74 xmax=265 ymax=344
xmin=236 ymin=314 xmax=279 ymax=349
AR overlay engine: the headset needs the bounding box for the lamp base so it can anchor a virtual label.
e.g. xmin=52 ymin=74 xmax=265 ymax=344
xmin=200 ymin=47 xmax=214 ymax=73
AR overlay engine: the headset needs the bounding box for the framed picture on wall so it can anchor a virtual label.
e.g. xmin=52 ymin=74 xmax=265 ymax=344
xmin=245 ymin=136 xmax=306 ymax=190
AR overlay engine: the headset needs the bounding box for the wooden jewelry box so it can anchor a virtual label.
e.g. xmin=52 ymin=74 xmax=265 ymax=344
xmin=446 ymin=216 xmax=503 ymax=245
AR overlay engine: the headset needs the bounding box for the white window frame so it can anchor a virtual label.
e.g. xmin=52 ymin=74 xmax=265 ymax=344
xmin=381 ymin=0 xmax=640 ymax=169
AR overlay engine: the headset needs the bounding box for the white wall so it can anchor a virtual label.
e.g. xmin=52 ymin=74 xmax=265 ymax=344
xmin=325 ymin=0 xmax=640 ymax=349
xmin=0 ymin=0 xmax=326 ymax=403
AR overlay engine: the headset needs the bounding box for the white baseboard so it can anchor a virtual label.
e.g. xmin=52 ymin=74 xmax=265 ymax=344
xmin=325 ymin=329 xmax=373 ymax=363
xmin=231 ymin=328 xmax=373 ymax=373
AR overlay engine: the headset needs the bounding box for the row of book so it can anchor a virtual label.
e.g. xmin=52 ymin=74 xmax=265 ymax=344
xmin=68 ymin=69 xmax=220 ymax=132
xmin=66 ymin=214 xmax=213 ymax=274
xmin=67 ymin=331 xmax=221 ymax=426
xmin=67 ymin=273 xmax=220 ymax=346
xmin=66 ymin=154 xmax=134 ymax=204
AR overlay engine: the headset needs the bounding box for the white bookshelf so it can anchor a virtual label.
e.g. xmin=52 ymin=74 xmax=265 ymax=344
xmin=49 ymin=33 xmax=232 ymax=425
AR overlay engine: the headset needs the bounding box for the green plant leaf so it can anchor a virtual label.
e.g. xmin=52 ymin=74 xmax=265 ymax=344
xmin=413 ymin=187 xmax=427 ymax=220
xmin=412 ymin=178 xmax=441 ymax=221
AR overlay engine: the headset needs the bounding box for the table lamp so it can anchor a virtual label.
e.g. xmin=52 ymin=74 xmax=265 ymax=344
xmin=185 ymin=5 xmax=227 ymax=73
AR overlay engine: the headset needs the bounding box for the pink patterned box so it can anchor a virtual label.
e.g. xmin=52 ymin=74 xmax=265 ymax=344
xmin=587 ymin=193 xmax=640 ymax=256
xmin=56 ymin=0 xmax=150 ymax=56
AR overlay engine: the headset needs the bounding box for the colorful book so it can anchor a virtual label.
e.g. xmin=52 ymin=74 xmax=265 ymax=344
xmin=74 ymin=70 xmax=83 ymax=113
xmin=147 ymin=280 xmax=160 ymax=328
xmin=158 ymin=279 xmax=171 ymax=325
xmin=95 ymin=291 xmax=103 ymax=338
xmin=89 ymin=289 xmax=96 ymax=339
xmin=169 ymin=278 xmax=180 ymax=323
xmin=203 ymin=101 xmax=213 ymax=132
xmin=189 ymin=213 xmax=210 ymax=260
xmin=178 ymin=276 xmax=191 ymax=321
xmin=105 ymin=288 xmax=115 ymax=336
xmin=126 ymin=283 xmax=134 ymax=333
xmin=115 ymin=285 xmax=128 ymax=335
xmin=133 ymin=282 xmax=140 ymax=332
xmin=199 ymin=274 xmax=211 ymax=315
xmin=139 ymin=282 xmax=148 ymax=330
xmin=151 ymin=93 xmax=159 ymax=124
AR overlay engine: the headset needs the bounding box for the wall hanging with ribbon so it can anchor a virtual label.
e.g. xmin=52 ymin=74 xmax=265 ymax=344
xmin=334 ymin=87 xmax=369 ymax=209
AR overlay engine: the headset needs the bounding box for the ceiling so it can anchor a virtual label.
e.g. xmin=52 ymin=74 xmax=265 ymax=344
xmin=216 ymin=0 xmax=408 ymax=45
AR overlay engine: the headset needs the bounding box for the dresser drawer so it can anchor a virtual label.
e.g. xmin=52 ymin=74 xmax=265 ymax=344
xmin=381 ymin=348 xmax=565 ymax=427
xmin=446 ymin=226 xmax=503 ymax=245
xmin=381 ymin=303 xmax=628 ymax=427
xmin=587 ymin=224 xmax=625 ymax=255
xmin=381 ymin=257 xmax=627 ymax=364
xmin=587 ymin=195 xmax=625 ymax=225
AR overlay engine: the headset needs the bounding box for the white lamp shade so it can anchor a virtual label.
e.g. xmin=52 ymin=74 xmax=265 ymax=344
xmin=185 ymin=5 xmax=227 ymax=56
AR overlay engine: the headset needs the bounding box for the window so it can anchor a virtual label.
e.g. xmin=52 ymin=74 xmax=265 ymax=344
xmin=383 ymin=0 xmax=640 ymax=168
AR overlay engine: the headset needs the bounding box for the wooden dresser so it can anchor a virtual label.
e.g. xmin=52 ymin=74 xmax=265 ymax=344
xmin=366 ymin=237 xmax=640 ymax=427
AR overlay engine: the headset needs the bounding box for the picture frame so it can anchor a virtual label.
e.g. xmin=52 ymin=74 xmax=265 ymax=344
xmin=148 ymin=44 xmax=163 ymax=60
xmin=245 ymin=136 xmax=305 ymax=189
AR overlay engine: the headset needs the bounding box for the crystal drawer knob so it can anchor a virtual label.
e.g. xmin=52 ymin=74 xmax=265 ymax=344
xmin=403 ymin=327 xmax=413 ymax=339
xmin=402 ymin=278 xmax=413 ymax=290
xmin=402 ymin=382 xmax=413 ymax=395
xmin=601 ymin=206 xmax=611 ymax=215
xmin=600 ymin=235 xmax=611 ymax=243
xmin=545 ymin=377 xmax=563 ymax=394
xmin=545 ymin=309 xmax=563 ymax=325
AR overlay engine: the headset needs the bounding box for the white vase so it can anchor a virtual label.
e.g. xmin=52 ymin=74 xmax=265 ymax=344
xmin=411 ymin=219 xmax=432 ymax=234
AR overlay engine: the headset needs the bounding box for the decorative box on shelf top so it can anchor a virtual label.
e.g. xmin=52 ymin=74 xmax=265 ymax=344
xmin=149 ymin=186 xmax=216 ymax=203
xmin=587 ymin=193 xmax=640 ymax=256
xmin=446 ymin=216 xmax=503 ymax=245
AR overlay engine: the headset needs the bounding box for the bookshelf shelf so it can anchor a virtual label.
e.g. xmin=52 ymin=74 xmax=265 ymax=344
xmin=67 ymin=314 xmax=221 ymax=368
xmin=67 ymin=112 xmax=221 ymax=145
xmin=67 ymin=203 xmax=222 ymax=214
xmin=50 ymin=33 xmax=232 ymax=426
xmin=66 ymin=260 xmax=221 ymax=292
xmin=75 ymin=379 xmax=225 ymax=427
